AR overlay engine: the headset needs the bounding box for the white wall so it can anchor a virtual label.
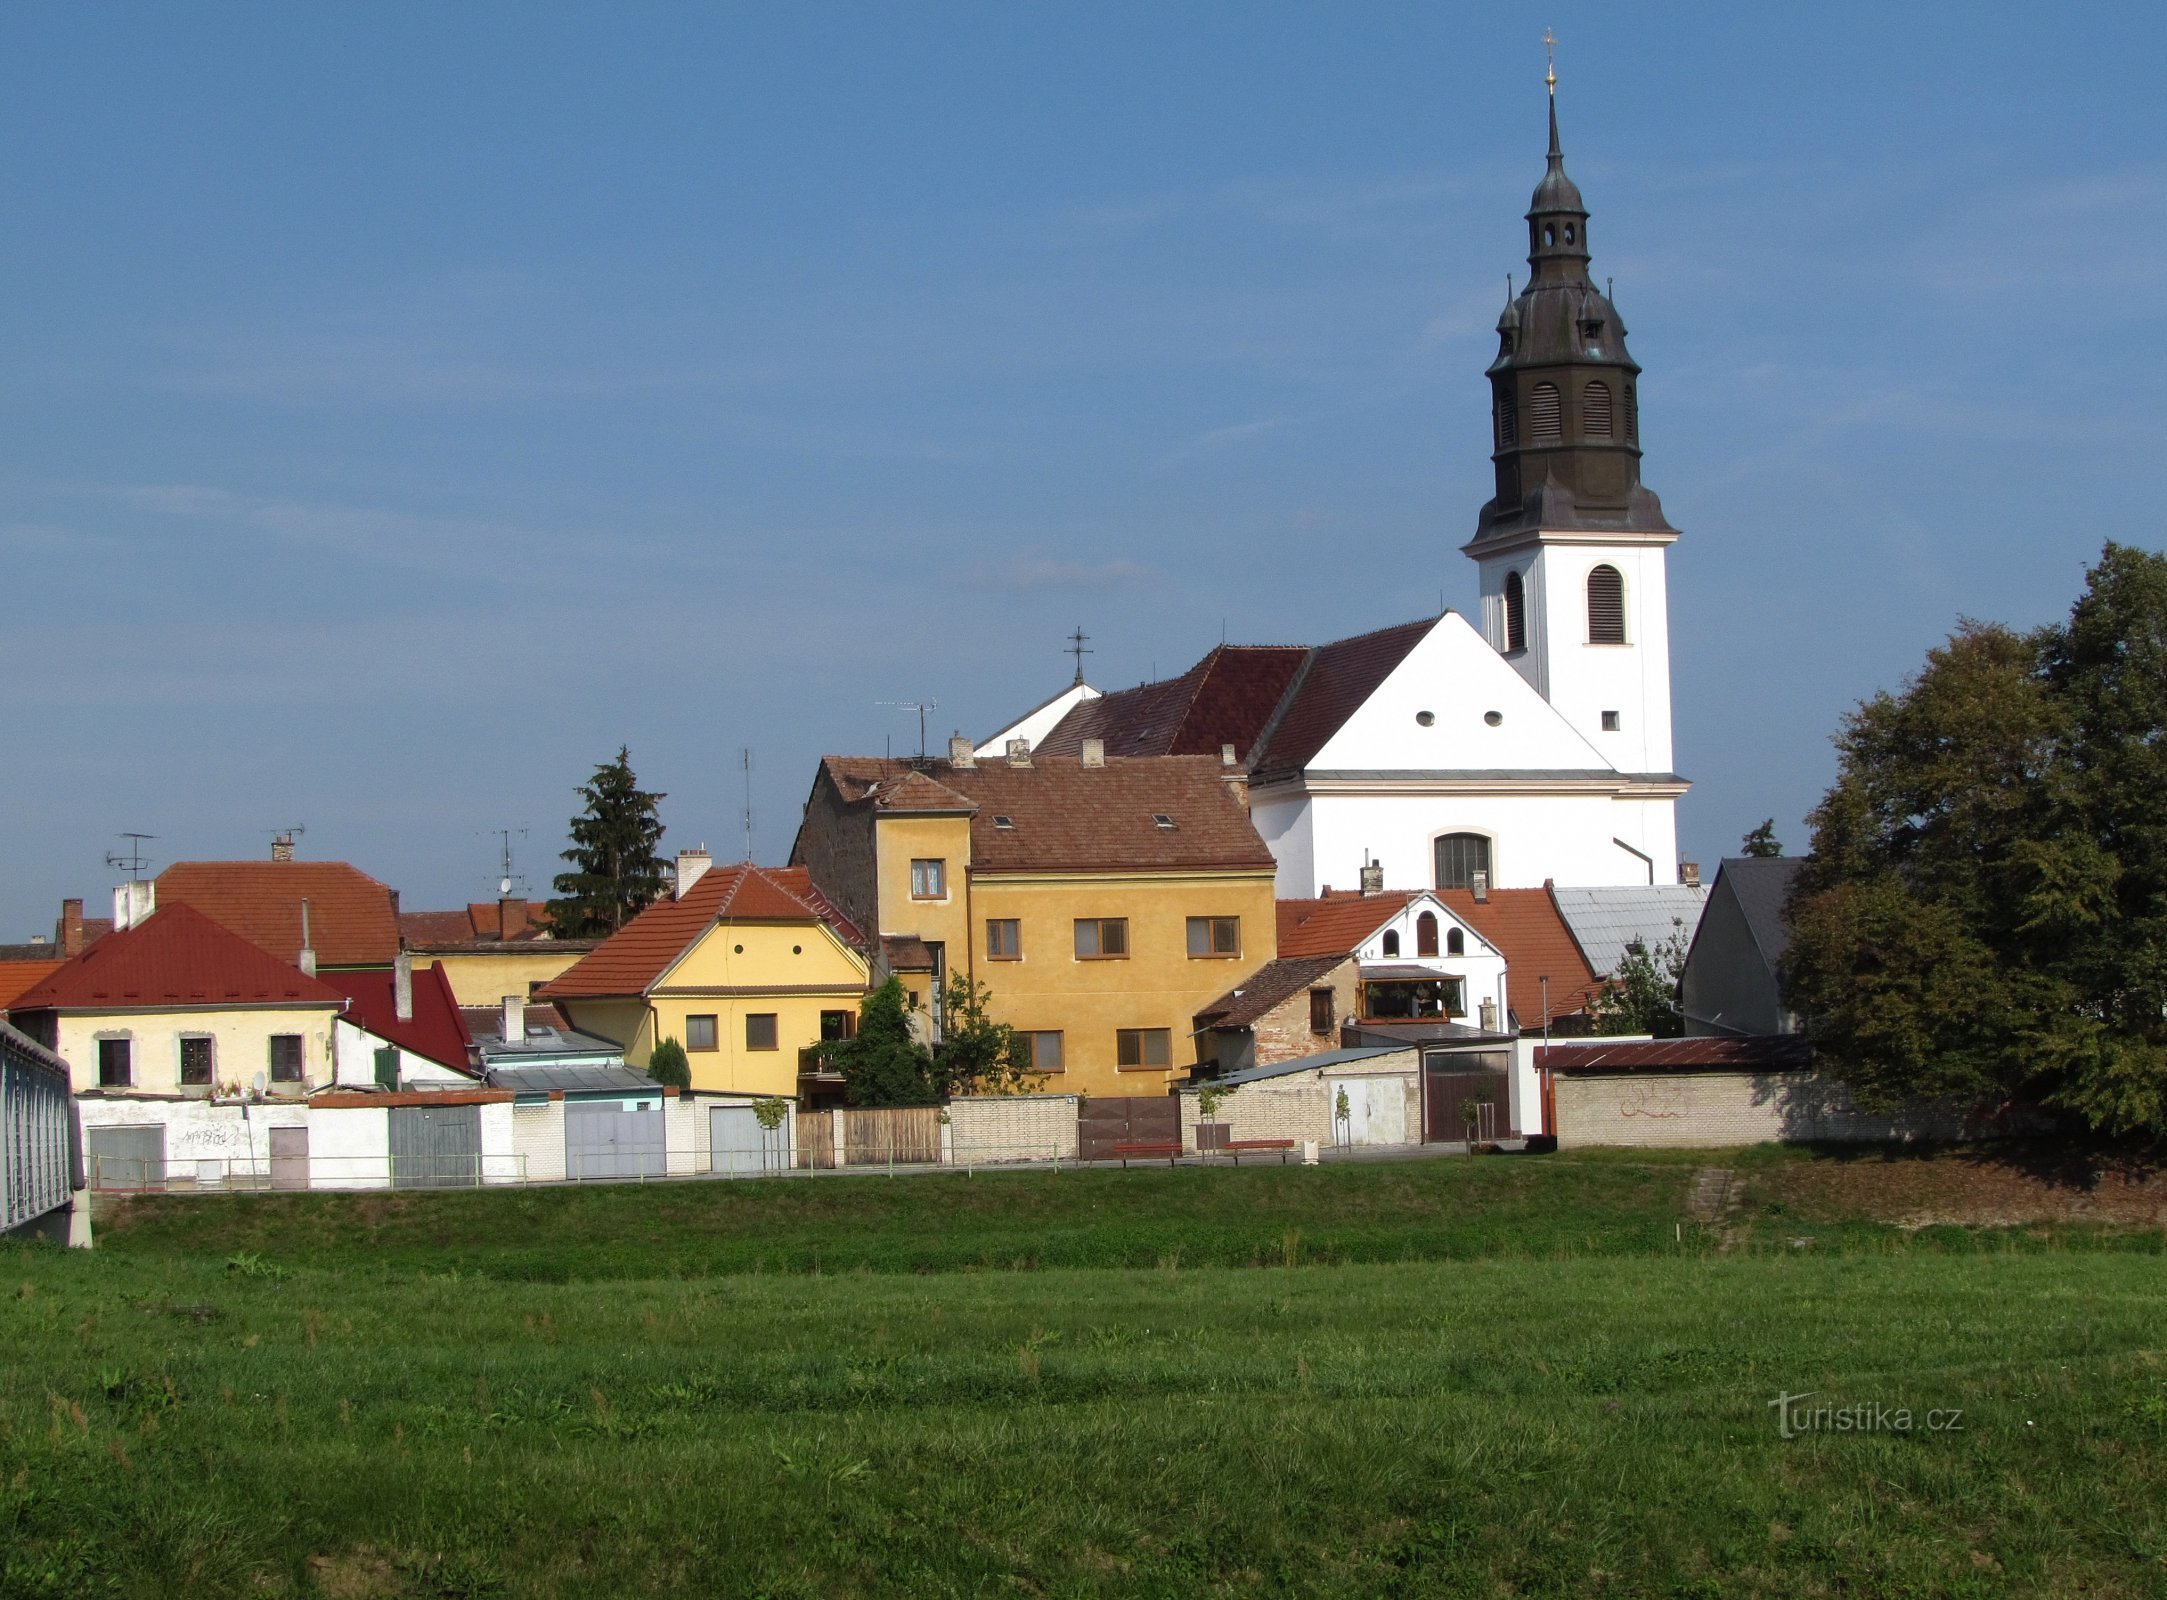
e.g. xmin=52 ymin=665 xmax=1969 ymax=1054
xmin=1298 ymin=788 xmax=1670 ymax=895
xmin=332 ymin=1019 xmax=470 ymax=1088
xmin=56 ymin=1007 xmax=338 ymax=1099
xmin=1347 ymin=895 xmax=1509 ymax=1025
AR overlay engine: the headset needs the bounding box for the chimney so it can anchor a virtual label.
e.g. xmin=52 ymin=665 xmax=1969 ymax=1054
xmin=675 ymin=847 xmax=713 ymax=900
xmin=1479 ymin=997 xmax=1499 ymax=1032
xmin=1080 ymin=738 xmax=1105 ymax=769
xmin=112 ymin=880 xmax=155 ymax=932
xmin=948 ymin=733 xmax=976 ymax=768
xmin=58 ymin=898 xmax=85 ymax=956
xmin=271 ymin=832 xmax=296 ymax=863
xmin=1220 ymin=743 xmax=1237 ymax=766
xmin=1679 ymin=860 xmax=1701 ymax=888
xmin=1471 ymin=870 xmax=1489 ymax=904
xmin=394 ymin=951 xmax=413 ymax=1023
xmin=1005 ymin=737 xmax=1032 ymax=768
xmin=498 ymin=897 xmax=530 ymax=939
xmin=1359 ymin=859 xmax=1384 ymax=896
xmin=297 ymin=897 xmax=317 ymax=976
xmin=501 ymin=992 xmax=525 ymax=1043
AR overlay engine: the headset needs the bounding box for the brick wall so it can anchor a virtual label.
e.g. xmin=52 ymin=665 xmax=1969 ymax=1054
xmin=512 ymin=1103 xmax=565 ymax=1182
xmin=789 ymin=771 xmax=881 ymax=947
xmin=948 ymin=1094 xmax=1078 ymax=1163
xmin=1554 ymin=1070 xmax=1991 ymax=1148
xmin=1247 ymin=960 xmax=1358 ymax=1068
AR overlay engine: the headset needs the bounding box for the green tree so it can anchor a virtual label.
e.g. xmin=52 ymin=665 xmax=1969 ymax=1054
xmin=548 ymin=746 xmax=670 ymax=938
xmin=646 ymin=1037 xmax=691 ymax=1090
xmin=1740 ymin=819 xmax=1783 ymax=858
xmin=1787 ymin=544 xmax=2167 ymax=1134
xmin=1588 ymin=921 xmax=1690 ymax=1037
xmin=826 ymin=978 xmax=939 ymax=1106
xmin=932 ymin=974 xmax=1044 ymax=1098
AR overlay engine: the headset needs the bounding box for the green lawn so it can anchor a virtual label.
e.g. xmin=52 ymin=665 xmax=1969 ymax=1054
xmin=3 ymin=1150 xmax=2163 ymax=1597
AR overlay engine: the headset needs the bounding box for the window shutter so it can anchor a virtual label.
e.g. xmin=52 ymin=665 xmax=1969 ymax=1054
xmin=1528 ymin=383 xmax=1562 ymax=443
xmin=1503 ymin=571 xmax=1526 ymax=653
xmin=1624 ymin=383 xmax=1638 ymax=443
xmin=1495 ymin=385 xmax=1517 ymax=448
xmin=1583 ymin=381 xmax=1612 ymax=438
xmin=1587 ymin=565 xmax=1626 ymax=644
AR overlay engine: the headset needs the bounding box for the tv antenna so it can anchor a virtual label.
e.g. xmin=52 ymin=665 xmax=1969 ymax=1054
xmin=482 ymin=826 xmax=529 ymax=896
xmin=876 ymin=698 xmax=938 ymax=761
xmin=1066 ymin=625 xmax=1093 ymax=685
xmin=104 ymin=833 xmax=157 ymax=877
xmin=740 ymin=748 xmax=755 ymax=863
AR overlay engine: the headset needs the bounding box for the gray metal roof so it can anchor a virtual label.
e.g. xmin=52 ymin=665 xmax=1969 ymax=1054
xmin=473 ymin=1023 xmax=623 ymax=1059
xmin=485 ymin=1063 xmax=659 ymax=1097
xmin=1549 ymin=884 xmax=1709 ymax=978
xmin=1208 ymin=1044 xmax=1410 ymax=1088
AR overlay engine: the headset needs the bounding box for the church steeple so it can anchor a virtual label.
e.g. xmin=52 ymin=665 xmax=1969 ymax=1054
xmin=1468 ymin=66 xmax=1676 ymax=548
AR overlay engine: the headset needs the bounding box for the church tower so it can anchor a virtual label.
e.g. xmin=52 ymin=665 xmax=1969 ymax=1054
xmin=1464 ymin=64 xmax=1680 ymax=784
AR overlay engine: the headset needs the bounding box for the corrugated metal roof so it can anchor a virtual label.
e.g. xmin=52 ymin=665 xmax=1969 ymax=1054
xmin=485 ymin=1063 xmax=660 ymax=1096
xmin=1210 ymin=1044 xmax=1411 ymax=1087
xmin=1536 ymin=1036 xmax=1810 ymax=1072
xmin=1549 ymin=884 xmax=1710 ymax=979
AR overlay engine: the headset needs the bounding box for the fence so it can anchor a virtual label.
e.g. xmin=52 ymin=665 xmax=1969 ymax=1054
xmin=3 ymin=1023 xmax=77 ymax=1232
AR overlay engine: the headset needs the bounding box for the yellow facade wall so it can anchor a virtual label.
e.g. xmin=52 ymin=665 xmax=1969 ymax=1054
xmin=958 ymin=870 xmax=1278 ymax=1098
xmin=873 ymin=814 xmax=972 ymax=948
xmin=46 ymin=1005 xmax=341 ymax=1099
xmin=411 ymin=946 xmax=587 ymax=1009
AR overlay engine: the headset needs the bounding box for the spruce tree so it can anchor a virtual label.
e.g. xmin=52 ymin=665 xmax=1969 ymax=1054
xmin=1740 ymin=819 xmax=1783 ymax=858
xmin=548 ymin=746 xmax=669 ymax=938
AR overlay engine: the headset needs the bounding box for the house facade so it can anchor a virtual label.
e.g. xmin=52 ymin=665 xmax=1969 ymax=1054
xmin=538 ymin=859 xmax=869 ymax=1096
xmin=792 ymin=743 xmax=1280 ymax=1097
xmin=398 ymin=896 xmax=598 ymax=1009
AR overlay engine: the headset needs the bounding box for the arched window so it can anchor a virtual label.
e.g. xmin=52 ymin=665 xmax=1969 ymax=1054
xmin=1587 ymin=564 xmax=1626 ymax=644
xmin=1415 ymin=912 xmax=1438 ymax=958
xmin=1624 ymin=382 xmax=1638 ymax=443
xmin=1434 ymin=834 xmax=1492 ymax=892
xmin=1583 ymin=380 xmax=1613 ymax=438
xmin=1495 ymin=384 xmax=1517 ymax=448
xmin=1528 ymin=382 xmax=1562 ymax=444
xmin=1503 ymin=571 xmax=1526 ymax=654
xmin=1446 ymin=927 xmax=1465 ymax=956
xmin=1381 ymin=930 xmax=1401 ymax=958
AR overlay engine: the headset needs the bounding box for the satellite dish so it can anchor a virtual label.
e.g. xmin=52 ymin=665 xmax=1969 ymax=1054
xmin=252 ymin=1072 xmax=267 ymax=1096
xmin=500 ymin=877 xmax=513 ymax=896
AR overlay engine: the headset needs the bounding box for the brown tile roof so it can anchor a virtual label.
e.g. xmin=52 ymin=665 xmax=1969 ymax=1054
xmin=537 ymin=864 xmax=860 ymax=1000
xmin=1037 ymin=646 xmax=1309 ymax=762
xmin=1251 ymin=618 xmax=1436 ymax=777
xmin=157 ymin=860 xmax=400 ymax=968
xmin=1435 ymin=888 xmax=1600 ymax=1025
xmin=399 ymin=909 xmax=477 ymax=946
xmin=1195 ymin=954 xmax=1348 ymax=1028
xmin=816 ymin=755 xmax=1276 ymax=873
xmin=881 ymin=935 xmax=938 ymax=972
xmin=8 ymin=904 xmax=347 ymax=1012
xmin=1537 ymin=1036 xmax=1811 ymax=1072
xmin=1276 ymin=892 xmax=1420 ymax=958
xmin=0 ymin=960 xmax=66 ymax=1009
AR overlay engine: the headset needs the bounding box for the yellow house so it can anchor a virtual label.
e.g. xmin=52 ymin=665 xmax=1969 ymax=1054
xmin=398 ymin=899 xmax=600 ymax=1009
xmin=792 ymin=742 xmax=1280 ymax=1098
xmin=7 ymin=903 xmax=345 ymax=1099
xmin=536 ymin=862 xmax=869 ymax=1096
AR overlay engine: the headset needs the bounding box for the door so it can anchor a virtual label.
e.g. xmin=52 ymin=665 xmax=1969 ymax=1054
xmin=86 ymin=1126 xmax=165 ymax=1191
xmin=1328 ymin=1077 xmax=1409 ymax=1146
xmin=269 ymin=1126 xmax=309 ymax=1191
xmin=1078 ymin=1095 xmax=1180 ymax=1161
xmin=565 ymin=1100 xmax=665 ymax=1181
xmin=389 ymin=1104 xmax=482 ymax=1188
xmin=708 ymin=1105 xmax=769 ymax=1175
xmin=1422 ymin=1050 xmax=1512 ymax=1143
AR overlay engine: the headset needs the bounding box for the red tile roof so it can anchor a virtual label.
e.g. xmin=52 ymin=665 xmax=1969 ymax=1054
xmin=1434 ymin=888 xmax=1600 ymax=1024
xmin=157 ymin=860 xmax=401 ymax=968
xmin=0 ymin=960 xmax=66 ymax=1010
xmin=1252 ymin=618 xmax=1436 ymax=776
xmin=816 ymin=755 xmax=1276 ymax=874
xmin=1276 ymin=892 xmax=1420 ymax=958
xmin=325 ymin=962 xmax=475 ymax=1073
xmin=1537 ymin=1036 xmax=1811 ymax=1072
xmin=400 ymin=902 xmax=592 ymax=949
xmin=398 ymin=909 xmax=477 ymax=947
xmin=538 ymin=864 xmax=860 ymax=1000
xmin=1037 ymin=645 xmax=1310 ymax=763
xmin=8 ymin=904 xmax=347 ymax=1012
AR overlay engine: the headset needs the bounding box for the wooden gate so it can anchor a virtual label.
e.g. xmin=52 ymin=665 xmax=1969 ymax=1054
xmin=389 ymin=1104 xmax=481 ymax=1189
xmin=1078 ymin=1095 xmax=1180 ymax=1161
xmin=269 ymin=1126 xmax=310 ymax=1190
xmin=796 ymin=1109 xmax=836 ymax=1170
xmin=841 ymin=1107 xmax=941 ymax=1166
xmin=1422 ymin=1050 xmax=1511 ymax=1143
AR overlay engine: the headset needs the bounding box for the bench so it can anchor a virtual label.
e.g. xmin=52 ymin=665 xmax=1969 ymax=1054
xmin=1108 ymin=1141 xmax=1184 ymax=1168
xmin=1220 ymin=1138 xmax=1297 ymax=1165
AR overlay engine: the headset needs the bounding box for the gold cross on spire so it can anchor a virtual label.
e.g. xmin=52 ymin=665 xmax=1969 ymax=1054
xmin=1544 ymin=27 xmax=1557 ymax=94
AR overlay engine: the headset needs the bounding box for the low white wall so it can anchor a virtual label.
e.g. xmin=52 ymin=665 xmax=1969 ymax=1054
xmin=512 ymin=1103 xmax=565 ymax=1183
xmin=312 ymin=1105 xmax=391 ymax=1189
xmin=947 ymin=1094 xmax=1078 ymax=1163
xmin=1554 ymin=1070 xmax=1992 ymax=1149
xmin=332 ymin=1020 xmax=469 ymax=1088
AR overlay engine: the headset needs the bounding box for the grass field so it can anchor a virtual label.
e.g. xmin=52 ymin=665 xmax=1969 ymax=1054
xmin=3 ymin=1147 xmax=2164 ymax=1597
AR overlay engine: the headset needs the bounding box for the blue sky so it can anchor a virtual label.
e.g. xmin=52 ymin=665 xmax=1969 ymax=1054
xmin=3 ymin=3 xmax=2161 ymax=932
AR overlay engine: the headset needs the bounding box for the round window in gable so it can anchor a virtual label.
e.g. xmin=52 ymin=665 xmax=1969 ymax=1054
xmin=733 ymin=943 xmax=745 ymax=954
xmin=793 ymin=945 xmax=803 ymax=955
xmin=1415 ymin=710 xmax=1436 ymax=727
xmin=1484 ymin=711 xmax=1504 ymax=727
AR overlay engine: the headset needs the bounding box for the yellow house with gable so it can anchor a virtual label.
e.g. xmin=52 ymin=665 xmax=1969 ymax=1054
xmin=791 ymin=741 xmax=1280 ymax=1098
xmin=536 ymin=859 xmax=869 ymax=1096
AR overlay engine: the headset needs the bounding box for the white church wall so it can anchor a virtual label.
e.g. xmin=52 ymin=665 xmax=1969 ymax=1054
xmin=1248 ymin=791 xmax=1315 ymax=899
xmin=1300 ymin=789 xmax=1663 ymax=894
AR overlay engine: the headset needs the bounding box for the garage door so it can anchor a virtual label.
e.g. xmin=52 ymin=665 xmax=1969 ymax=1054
xmin=709 ymin=1105 xmax=779 ymax=1175
xmin=1328 ymin=1077 xmax=1409 ymax=1146
xmin=566 ymin=1100 xmax=665 ymax=1181
xmin=390 ymin=1104 xmax=481 ymax=1189
xmin=86 ymin=1126 xmax=165 ymax=1191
